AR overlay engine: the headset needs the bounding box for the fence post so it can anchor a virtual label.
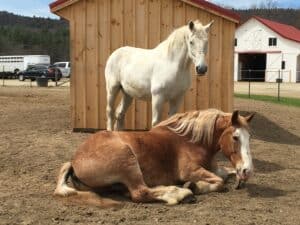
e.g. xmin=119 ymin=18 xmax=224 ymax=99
xmin=277 ymin=69 xmax=280 ymax=101
xmin=248 ymin=69 xmax=251 ymax=98
xmin=2 ymin=66 xmax=4 ymax=87
xmin=55 ymin=70 xmax=58 ymax=87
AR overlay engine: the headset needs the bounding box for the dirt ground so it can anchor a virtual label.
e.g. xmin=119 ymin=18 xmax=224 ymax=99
xmin=0 ymin=86 xmax=299 ymax=225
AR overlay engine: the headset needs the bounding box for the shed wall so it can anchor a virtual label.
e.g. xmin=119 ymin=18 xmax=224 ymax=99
xmin=58 ymin=0 xmax=235 ymax=130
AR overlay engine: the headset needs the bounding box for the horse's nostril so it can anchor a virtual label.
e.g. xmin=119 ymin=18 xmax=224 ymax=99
xmin=196 ymin=66 xmax=207 ymax=75
xmin=242 ymin=168 xmax=248 ymax=175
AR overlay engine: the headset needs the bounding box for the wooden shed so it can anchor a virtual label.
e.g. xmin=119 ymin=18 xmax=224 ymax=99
xmin=50 ymin=0 xmax=240 ymax=131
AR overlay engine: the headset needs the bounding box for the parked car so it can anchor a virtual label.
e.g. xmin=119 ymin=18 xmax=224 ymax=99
xmin=53 ymin=62 xmax=71 ymax=78
xmin=18 ymin=65 xmax=62 ymax=81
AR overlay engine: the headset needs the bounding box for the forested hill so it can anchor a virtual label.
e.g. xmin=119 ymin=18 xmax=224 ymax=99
xmin=235 ymin=8 xmax=300 ymax=29
xmin=0 ymin=9 xmax=299 ymax=63
xmin=0 ymin=11 xmax=69 ymax=63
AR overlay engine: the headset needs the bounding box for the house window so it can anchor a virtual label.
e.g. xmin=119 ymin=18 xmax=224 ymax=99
xmin=269 ymin=37 xmax=277 ymax=46
xmin=281 ymin=61 xmax=285 ymax=70
xmin=234 ymin=38 xmax=237 ymax=46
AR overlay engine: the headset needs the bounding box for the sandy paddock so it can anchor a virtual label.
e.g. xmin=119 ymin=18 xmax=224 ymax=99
xmin=0 ymin=86 xmax=299 ymax=225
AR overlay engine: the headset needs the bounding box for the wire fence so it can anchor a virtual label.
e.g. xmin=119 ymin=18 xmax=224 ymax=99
xmin=236 ymin=69 xmax=300 ymax=101
xmin=0 ymin=75 xmax=70 ymax=88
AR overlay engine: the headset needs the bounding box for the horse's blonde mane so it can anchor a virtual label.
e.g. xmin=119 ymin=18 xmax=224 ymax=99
xmin=156 ymin=109 xmax=225 ymax=148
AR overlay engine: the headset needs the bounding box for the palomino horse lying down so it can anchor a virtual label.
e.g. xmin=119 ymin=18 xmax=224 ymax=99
xmin=54 ymin=109 xmax=254 ymax=206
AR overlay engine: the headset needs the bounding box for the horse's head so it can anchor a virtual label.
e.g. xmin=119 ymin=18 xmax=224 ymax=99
xmin=186 ymin=20 xmax=213 ymax=75
xmin=218 ymin=111 xmax=255 ymax=182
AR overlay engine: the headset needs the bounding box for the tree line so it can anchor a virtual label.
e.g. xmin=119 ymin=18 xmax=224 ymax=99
xmin=0 ymin=11 xmax=69 ymax=63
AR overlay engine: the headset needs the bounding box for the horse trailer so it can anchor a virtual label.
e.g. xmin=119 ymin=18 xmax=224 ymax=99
xmin=0 ymin=55 xmax=50 ymax=78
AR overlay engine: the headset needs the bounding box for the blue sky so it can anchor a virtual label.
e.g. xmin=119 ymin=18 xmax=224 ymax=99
xmin=0 ymin=0 xmax=58 ymax=19
xmin=0 ymin=0 xmax=299 ymax=19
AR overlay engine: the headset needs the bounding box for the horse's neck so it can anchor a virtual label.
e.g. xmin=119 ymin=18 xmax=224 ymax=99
xmin=156 ymin=27 xmax=191 ymax=69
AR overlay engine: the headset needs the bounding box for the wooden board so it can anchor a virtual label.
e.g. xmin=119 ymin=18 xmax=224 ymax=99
xmin=173 ymin=0 xmax=186 ymax=113
xmin=85 ymin=0 xmax=99 ymax=128
xmin=135 ymin=0 xmax=149 ymax=129
xmin=73 ymin=1 xmax=86 ymax=128
xmin=123 ymin=0 xmax=136 ymax=130
xmin=184 ymin=4 xmax=198 ymax=111
xmin=194 ymin=10 xmax=213 ymax=109
xmin=147 ymin=0 xmax=161 ymax=128
xmin=207 ymin=15 xmax=222 ymax=109
xmin=221 ymin=20 xmax=235 ymax=112
xmin=160 ymin=0 xmax=173 ymax=120
xmin=98 ymin=0 xmax=111 ymax=129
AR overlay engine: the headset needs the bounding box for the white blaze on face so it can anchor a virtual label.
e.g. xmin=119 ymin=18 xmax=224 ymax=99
xmin=234 ymin=128 xmax=253 ymax=178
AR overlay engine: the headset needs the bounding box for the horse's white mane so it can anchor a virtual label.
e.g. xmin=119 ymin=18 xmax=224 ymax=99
xmin=157 ymin=20 xmax=205 ymax=62
xmin=156 ymin=109 xmax=226 ymax=148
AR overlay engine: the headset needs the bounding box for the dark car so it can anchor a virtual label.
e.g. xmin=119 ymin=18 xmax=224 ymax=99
xmin=18 ymin=65 xmax=62 ymax=81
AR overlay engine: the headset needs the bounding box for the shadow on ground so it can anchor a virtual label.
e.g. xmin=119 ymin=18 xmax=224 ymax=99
xmin=240 ymin=111 xmax=300 ymax=145
xmin=252 ymin=158 xmax=284 ymax=173
xmin=246 ymin=183 xmax=287 ymax=198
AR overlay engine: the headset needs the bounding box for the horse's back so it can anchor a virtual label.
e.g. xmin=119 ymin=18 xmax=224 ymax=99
xmin=105 ymin=46 xmax=156 ymax=98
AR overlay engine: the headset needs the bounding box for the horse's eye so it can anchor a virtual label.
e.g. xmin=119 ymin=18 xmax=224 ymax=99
xmin=233 ymin=136 xmax=239 ymax=142
xmin=190 ymin=41 xmax=194 ymax=45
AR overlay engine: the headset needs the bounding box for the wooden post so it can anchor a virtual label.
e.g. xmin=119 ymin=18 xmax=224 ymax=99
xmin=2 ymin=66 xmax=4 ymax=87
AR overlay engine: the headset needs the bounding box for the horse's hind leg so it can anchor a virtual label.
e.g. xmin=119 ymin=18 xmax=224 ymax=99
xmin=151 ymin=95 xmax=165 ymax=126
xmin=106 ymin=84 xmax=121 ymax=131
xmin=114 ymin=92 xmax=133 ymax=130
xmin=169 ymin=95 xmax=184 ymax=116
xmin=122 ymin=160 xmax=193 ymax=205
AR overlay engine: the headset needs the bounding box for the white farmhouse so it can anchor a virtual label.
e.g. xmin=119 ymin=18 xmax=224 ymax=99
xmin=234 ymin=16 xmax=300 ymax=82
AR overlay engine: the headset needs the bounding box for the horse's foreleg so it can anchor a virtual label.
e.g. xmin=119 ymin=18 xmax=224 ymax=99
xmin=106 ymin=84 xmax=121 ymax=131
xmin=151 ymin=95 xmax=165 ymax=126
xmin=213 ymin=166 xmax=236 ymax=181
xmin=184 ymin=167 xmax=224 ymax=194
xmin=210 ymin=159 xmax=236 ymax=181
xmin=169 ymin=95 xmax=184 ymax=116
xmin=114 ymin=93 xmax=133 ymax=130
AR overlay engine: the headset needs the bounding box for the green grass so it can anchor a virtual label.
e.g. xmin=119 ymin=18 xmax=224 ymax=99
xmin=234 ymin=93 xmax=300 ymax=108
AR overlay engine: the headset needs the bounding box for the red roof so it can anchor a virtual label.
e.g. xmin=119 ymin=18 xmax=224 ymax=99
xmin=253 ymin=16 xmax=300 ymax=43
xmin=50 ymin=0 xmax=240 ymax=23
xmin=49 ymin=0 xmax=68 ymax=9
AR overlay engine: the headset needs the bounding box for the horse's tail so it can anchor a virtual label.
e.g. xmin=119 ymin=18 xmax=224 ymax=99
xmin=53 ymin=162 xmax=120 ymax=208
xmin=54 ymin=162 xmax=77 ymax=196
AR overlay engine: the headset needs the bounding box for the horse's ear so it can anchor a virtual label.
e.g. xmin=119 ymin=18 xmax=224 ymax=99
xmin=188 ymin=20 xmax=195 ymax=31
xmin=231 ymin=110 xmax=239 ymax=126
xmin=245 ymin=113 xmax=255 ymax=123
xmin=204 ymin=20 xmax=214 ymax=32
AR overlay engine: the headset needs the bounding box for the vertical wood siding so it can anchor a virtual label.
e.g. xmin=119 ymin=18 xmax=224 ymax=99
xmin=59 ymin=0 xmax=236 ymax=130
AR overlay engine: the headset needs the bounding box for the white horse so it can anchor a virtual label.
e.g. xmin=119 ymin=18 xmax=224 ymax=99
xmin=105 ymin=20 xmax=213 ymax=131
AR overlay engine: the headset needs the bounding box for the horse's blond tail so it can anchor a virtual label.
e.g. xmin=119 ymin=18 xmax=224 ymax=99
xmin=54 ymin=162 xmax=77 ymax=196
xmin=53 ymin=162 xmax=120 ymax=208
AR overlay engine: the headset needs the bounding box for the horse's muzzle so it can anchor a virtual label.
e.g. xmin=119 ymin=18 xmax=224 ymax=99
xmin=196 ymin=65 xmax=207 ymax=75
xmin=236 ymin=168 xmax=252 ymax=181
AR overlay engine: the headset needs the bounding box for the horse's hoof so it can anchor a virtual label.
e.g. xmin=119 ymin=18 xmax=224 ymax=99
xmin=218 ymin=186 xmax=229 ymax=193
xmin=183 ymin=181 xmax=198 ymax=194
xmin=180 ymin=194 xmax=197 ymax=204
xmin=235 ymin=180 xmax=246 ymax=190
